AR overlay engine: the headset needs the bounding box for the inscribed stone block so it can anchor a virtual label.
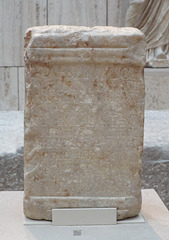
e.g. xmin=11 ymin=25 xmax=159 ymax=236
xmin=24 ymin=26 xmax=146 ymax=220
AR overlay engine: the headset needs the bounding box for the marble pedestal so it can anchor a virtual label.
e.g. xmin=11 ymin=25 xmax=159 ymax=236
xmin=24 ymin=26 xmax=145 ymax=220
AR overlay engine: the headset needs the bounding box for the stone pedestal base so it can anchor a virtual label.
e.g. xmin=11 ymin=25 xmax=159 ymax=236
xmin=24 ymin=26 xmax=145 ymax=221
xmin=150 ymin=60 xmax=169 ymax=68
xmin=145 ymin=68 xmax=169 ymax=110
xmin=24 ymin=195 xmax=140 ymax=221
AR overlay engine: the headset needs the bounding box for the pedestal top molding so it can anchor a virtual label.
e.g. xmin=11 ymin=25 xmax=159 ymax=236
xmin=25 ymin=25 xmax=145 ymax=49
xmin=24 ymin=26 xmax=145 ymax=66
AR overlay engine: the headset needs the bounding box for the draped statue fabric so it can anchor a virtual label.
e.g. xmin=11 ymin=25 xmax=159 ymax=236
xmin=126 ymin=0 xmax=169 ymax=67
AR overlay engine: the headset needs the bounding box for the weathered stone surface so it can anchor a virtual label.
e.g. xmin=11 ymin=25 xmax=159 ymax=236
xmin=24 ymin=25 xmax=145 ymax=220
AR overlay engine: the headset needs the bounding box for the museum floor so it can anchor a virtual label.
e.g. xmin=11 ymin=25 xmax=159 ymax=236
xmin=0 ymin=111 xmax=169 ymax=209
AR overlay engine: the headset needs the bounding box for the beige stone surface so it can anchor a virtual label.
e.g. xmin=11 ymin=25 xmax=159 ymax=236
xmin=24 ymin=25 xmax=146 ymax=221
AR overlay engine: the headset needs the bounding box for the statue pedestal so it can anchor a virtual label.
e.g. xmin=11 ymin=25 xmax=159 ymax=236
xmin=1 ymin=190 xmax=169 ymax=239
xmin=145 ymin=68 xmax=169 ymax=110
xmin=24 ymin=26 xmax=145 ymax=221
xmin=150 ymin=60 xmax=169 ymax=68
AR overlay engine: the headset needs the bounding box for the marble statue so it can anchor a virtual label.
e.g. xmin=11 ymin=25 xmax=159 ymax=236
xmin=24 ymin=25 xmax=145 ymax=221
xmin=125 ymin=0 xmax=169 ymax=67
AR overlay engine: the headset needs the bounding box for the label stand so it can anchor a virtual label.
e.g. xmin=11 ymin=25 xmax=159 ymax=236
xmin=52 ymin=208 xmax=117 ymax=226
